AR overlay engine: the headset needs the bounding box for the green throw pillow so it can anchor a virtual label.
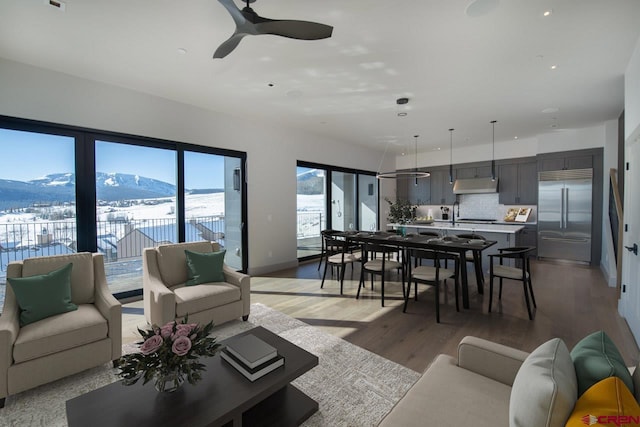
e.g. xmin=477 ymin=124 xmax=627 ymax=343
xmin=8 ymin=263 xmax=78 ymax=326
xmin=570 ymin=330 xmax=634 ymax=397
xmin=185 ymin=249 xmax=226 ymax=286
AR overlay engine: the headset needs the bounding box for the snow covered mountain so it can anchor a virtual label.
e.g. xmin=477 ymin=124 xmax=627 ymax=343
xmin=0 ymin=172 xmax=178 ymax=210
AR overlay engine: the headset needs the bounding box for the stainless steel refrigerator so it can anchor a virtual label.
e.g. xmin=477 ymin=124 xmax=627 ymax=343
xmin=538 ymin=168 xmax=592 ymax=263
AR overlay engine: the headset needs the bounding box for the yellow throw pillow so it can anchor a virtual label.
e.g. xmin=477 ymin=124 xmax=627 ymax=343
xmin=565 ymin=376 xmax=640 ymax=427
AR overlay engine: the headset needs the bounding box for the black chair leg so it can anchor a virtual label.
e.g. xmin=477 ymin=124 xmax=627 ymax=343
xmin=454 ymin=277 xmax=460 ymax=312
xmin=528 ymin=277 xmax=537 ymax=308
xmin=403 ymin=284 xmax=410 ymax=312
xmin=488 ymin=275 xmax=494 ymax=313
xmin=381 ymin=274 xmax=385 ymax=307
xmin=321 ymin=260 xmax=330 ymax=288
xmin=499 ymin=278 xmax=503 ymax=299
xmin=523 ymin=281 xmax=533 ymax=320
xmin=0 ymin=397 xmax=5 ymax=408
xmin=435 ymin=282 xmax=440 ymax=323
xmin=356 ymin=269 xmax=364 ymax=299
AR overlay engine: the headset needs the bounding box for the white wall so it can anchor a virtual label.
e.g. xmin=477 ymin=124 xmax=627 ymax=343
xmin=0 ymin=58 xmax=391 ymax=275
xmin=601 ymin=120 xmax=620 ymax=286
xmin=626 ymin=36 xmax=640 ymax=140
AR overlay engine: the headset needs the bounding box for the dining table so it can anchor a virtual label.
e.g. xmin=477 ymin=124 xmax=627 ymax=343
xmin=337 ymin=231 xmax=497 ymax=309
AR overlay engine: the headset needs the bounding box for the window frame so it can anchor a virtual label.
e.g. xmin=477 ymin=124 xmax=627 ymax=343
xmin=0 ymin=115 xmax=248 ymax=301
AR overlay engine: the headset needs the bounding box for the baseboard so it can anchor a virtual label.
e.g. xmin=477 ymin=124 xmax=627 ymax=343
xmin=248 ymin=259 xmax=299 ymax=276
xmin=599 ymin=262 xmax=617 ymax=288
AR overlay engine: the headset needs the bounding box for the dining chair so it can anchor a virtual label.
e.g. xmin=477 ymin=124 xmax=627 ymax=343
xmin=488 ymin=246 xmax=537 ymax=320
xmin=321 ymin=234 xmax=360 ymax=294
xmin=317 ymin=229 xmax=341 ymax=271
xmin=357 ymin=242 xmax=404 ymax=307
xmin=403 ymin=248 xmax=460 ymax=323
xmin=456 ymin=233 xmax=486 ymax=287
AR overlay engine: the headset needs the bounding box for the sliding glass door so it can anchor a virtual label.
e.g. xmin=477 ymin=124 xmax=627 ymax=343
xmin=296 ymin=161 xmax=378 ymax=261
xmin=95 ymin=140 xmax=177 ymax=295
xmin=296 ymin=166 xmax=327 ymax=258
xmin=331 ymin=171 xmax=357 ymax=232
xmin=184 ymin=151 xmax=243 ymax=270
xmin=0 ymin=128 xmax=77 ymax=308
xmin=359 ymin=174 xmax=378 ymax=232
xmin=1 ymin=115 xmax=247 ymax=303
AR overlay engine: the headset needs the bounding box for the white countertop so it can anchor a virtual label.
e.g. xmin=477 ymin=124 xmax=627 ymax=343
xmin=389 ymin=222 xmax=525 ymax=234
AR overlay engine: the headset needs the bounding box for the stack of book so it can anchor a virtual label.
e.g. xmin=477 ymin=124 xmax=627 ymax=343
xmin=221 ymin=334 xmax=285 ymax=382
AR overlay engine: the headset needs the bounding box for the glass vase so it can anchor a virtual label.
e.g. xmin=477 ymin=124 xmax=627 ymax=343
xmin=154 ymin=369 xmax=185 ymax=393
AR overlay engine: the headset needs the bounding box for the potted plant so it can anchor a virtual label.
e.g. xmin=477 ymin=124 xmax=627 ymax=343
xmin=385 ymin=198 xmax=417 ymax=224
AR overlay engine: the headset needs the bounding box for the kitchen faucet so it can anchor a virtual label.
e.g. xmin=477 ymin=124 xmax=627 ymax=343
xmin=452 ymin=200 xmax=460 ymax=226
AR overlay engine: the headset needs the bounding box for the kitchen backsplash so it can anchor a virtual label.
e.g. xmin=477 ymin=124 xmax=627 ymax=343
xmin=415 ymin=193 xmax=537 ymax=223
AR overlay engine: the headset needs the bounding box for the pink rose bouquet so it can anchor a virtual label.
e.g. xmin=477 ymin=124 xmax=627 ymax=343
xmin=117 ymin=315 xmax=219 ymax=390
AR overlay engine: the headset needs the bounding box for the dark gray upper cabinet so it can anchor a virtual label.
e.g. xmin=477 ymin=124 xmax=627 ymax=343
xmin=395 ymin=170 xmax=430 ymax=204
xmin=396 ymin=177 xmax=409 ymax=202
xmin=408 ymin=174 xmax=431 ymax=204
xmin=430 ymin=168 xmax=456 ymax=205
xmin=539 ymin=152 xmax=594 ymax=171
xmin=498 ymin=159 xmax=537 ymax=205
xmin=456 ymin=163 xmax=492 ymax=179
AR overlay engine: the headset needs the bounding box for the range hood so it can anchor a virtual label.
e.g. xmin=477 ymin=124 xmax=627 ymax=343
xmin=453 ymin=177 xmax=499 ymax=194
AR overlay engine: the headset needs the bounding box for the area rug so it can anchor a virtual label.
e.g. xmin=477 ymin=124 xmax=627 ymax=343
xmin=0 ymin=303 xmax=420 ymax=427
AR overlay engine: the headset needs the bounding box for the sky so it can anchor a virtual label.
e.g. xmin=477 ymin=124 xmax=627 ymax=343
xmin=0 ymin=129 xmax=227 ymax=189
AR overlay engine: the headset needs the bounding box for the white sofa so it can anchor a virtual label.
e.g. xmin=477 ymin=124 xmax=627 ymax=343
xmin=143 ymin=241 xmax=250 ymax=327
xmin=379 ymin=336 xmax=640 ymax=426
xmin=0 ymin=253 xmax=121 ymax=408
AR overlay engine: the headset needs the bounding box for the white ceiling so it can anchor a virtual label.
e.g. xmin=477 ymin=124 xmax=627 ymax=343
xmin=1 ymin=0 xmax=640 ymax=154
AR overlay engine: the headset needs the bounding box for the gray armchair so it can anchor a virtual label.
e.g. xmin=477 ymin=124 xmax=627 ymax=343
xmin=143 ymin=241 xmax=250 ymax=327
xmin=0 ymin=253 xmax=121 ymax=408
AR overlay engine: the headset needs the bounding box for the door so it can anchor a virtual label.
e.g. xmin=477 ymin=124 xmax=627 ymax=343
xmin=620 ymin=129 xmax=640 ymax=343
xmin=358 ymin=174 xmax=378 ymax=232
xmin=184 ymin=151 xmax=244 ymax=271
xmin=331 ymin=171 xmax=356 ymax=231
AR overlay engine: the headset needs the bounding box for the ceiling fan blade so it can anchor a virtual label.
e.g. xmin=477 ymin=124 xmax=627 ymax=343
xmin=254 ymin=19 xmax=333 ymax=40
xmin=217 ymin=0 xmax=247 ymax=28
xmin=213 ymin=33 xmax=246 ymax=58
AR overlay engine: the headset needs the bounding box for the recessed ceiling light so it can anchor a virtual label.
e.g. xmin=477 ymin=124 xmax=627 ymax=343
xmin=543 ymin=9 xmax=553 ymax=17
xmin=514 ymin=136 xmax=518 ymax=140
xmin=177 ymin=48 xmax=187 ymax=54
xmin=550 ymin=65 xmax=557 ymax=70
xmin=268 ymin=83 xmax=274 ymax=87
xmin=397 ymin=112 xmax=407 ymax=117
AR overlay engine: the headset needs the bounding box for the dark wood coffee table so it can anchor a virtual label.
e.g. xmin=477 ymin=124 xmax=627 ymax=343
xmin=66 ymin=326 xmax=319 ymax=427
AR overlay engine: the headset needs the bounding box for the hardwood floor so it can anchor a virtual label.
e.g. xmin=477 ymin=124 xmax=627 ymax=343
xmin=251 ymin=258 xmax=638 ymax=373
xmin=122 ymin=257 xmax=638 ymax=374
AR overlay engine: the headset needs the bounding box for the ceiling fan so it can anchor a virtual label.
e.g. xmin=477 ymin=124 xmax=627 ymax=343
xmin=213 ymin=0 xmax=333 ymax=59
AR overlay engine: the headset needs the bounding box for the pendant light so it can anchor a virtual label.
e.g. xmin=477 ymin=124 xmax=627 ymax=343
xmin=490 ymin=120 xmax=497 ymax=181
xmin=448 ymin=128 xmax=454 ymax=184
